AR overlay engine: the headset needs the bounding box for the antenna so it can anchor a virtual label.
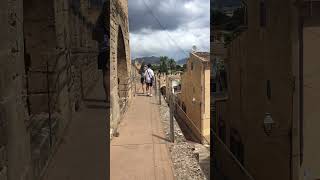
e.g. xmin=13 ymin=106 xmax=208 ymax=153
xmin=192 ymin=45 xmax=197 ymax=52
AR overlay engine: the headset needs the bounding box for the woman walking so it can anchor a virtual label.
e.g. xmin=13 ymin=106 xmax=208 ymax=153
xmin=140 ymin=65 xmax=147 ymax=93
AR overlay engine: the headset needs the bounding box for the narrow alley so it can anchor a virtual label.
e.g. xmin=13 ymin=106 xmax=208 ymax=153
xmin=110 ymin=91 xmax=175 ymax=180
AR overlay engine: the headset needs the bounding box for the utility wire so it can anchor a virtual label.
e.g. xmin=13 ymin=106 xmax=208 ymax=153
xmin=141 ymin=0 xmax=190 ymax=57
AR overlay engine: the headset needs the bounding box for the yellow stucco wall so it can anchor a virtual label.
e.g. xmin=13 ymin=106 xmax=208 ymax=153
xmin=301 ymin=26 xmax=320 ymax=179
xmin=180 ymin=53 xmax=210 ymax=143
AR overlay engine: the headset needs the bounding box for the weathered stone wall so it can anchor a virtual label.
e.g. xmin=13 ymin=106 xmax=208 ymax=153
xmin=0 ymin=0 xmax=102 ymax=179
xmin=110 ymin=0 xmax=132 ymax=135
xmin=1 ymin=0 xmax=32 ymax=179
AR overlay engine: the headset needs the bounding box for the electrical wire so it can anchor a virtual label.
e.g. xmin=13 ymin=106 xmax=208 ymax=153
xmin=141 ymin=0 xmax=190 ymax=57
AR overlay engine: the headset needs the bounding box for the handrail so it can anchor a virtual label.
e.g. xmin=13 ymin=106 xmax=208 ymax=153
xmin=211 ymin=129 xmax=255 ymax=180
xmin=173 ymin=99 xmax=210 ymax=146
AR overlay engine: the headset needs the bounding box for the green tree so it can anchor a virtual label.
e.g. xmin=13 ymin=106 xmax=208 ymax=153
xmin=159 ymin=56 xmax=169 ymax=74
xmin=176 ymin=64 xmax=182 ymax=71
xmin=168 ymin=58 xmax=176 ymax=74
xmin=212 ymin=10 xmax=230 ymax=27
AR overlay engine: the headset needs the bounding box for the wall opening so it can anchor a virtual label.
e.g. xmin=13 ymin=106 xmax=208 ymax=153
xmin=117 ymin=27 xmax=128 ymax=110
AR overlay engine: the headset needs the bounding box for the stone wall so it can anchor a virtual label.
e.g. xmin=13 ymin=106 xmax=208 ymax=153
xmin=0 ymin=0 xmax=103 ymax=179
xmin=110 ymin=0 xmax=132 ymax=136
xmin=0 ymin=0 xmax=32 ymax=179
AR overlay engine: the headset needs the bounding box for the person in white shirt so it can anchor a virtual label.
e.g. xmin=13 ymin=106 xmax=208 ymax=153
xmin=144 ymin=64 xmax=154 ymax=96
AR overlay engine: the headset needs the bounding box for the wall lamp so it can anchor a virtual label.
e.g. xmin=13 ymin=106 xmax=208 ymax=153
xmin=263 ymin=112 xmax=274 ymax=136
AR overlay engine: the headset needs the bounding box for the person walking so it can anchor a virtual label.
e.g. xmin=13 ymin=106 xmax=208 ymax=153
xmin=145 ymin=64 xmax=154 ymax=97
xmin=139 ymin=64 xmax=147 ymax=94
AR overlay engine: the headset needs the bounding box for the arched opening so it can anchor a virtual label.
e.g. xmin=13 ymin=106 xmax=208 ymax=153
xmin=117 ymin=27 xmax=128 ymax=110
xmin=218 ymin=118 xmax=226 ymax=143
xmin=160 ymin=86 xmax=166 ymax=96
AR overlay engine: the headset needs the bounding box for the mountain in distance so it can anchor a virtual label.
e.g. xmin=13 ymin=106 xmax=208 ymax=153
xmin=133 ymin=56 xmax=188 ymax=65
xmin=133 ymin=56 xmax=161 ymax=65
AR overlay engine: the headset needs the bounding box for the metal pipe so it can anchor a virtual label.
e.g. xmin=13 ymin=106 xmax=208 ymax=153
xmin=46 ymin=60 xmax=52 ymax=148
xmin=169 ymin=93 xmax=174 ymax=142
xmin=159 ymin=79 xmax=161 ymax=105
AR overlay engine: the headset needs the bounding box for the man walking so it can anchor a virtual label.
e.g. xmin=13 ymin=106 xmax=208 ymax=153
xmin=145 ymin=64 xmax=154 ymax=97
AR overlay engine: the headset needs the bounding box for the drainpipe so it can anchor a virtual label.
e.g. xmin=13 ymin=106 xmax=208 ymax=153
xmin=290 ymin=2 xmax=304 ymax=180
xmin=201 ymin=63 xmax=205 ymax=144
xmin=299 ymin=5 xmax=304 ymax=168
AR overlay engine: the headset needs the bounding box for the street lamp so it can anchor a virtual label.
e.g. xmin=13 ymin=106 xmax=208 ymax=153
xmin=263 ymin=112 xmax=274 ymax=136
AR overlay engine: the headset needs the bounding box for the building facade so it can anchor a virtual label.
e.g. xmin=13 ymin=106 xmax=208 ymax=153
xmin=213 ymin=0 xmax=320 ymax=180
xmin=178 ymin=52 xmax=210 ymax=143
xmin=165 ymin=75 xmax=181 ymax=102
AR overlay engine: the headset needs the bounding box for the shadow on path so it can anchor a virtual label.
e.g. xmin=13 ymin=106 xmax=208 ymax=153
xmin=152 ymin=134 xmax=171 ymax=143
xmin=43 ymin=78 xmax=109 ymax=180
xmin=83 ymin=98 xmax=106 ymax=103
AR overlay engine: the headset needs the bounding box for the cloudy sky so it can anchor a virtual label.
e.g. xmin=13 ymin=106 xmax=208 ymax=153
xmin=128 ymin=0 xmax=210 ymax=60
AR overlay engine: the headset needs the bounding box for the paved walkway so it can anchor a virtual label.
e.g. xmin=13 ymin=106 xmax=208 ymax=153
xmin=110 ymin=93 xmax=176 ymax=180
xmin=43 ymin=78 xmax=109 ymax=180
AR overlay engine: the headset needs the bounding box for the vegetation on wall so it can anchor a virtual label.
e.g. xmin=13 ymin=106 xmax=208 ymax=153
xmin=212 ymin=7 xmax=246 ymax=45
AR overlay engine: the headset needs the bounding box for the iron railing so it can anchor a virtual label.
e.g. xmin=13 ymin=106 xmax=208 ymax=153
xmin=118 ymin=75 xmax=136 ymax=114
xmin=173 ymin=97 xmax=211 ymax=146
xmin=212 ymin=130 xmax=255 ymax=180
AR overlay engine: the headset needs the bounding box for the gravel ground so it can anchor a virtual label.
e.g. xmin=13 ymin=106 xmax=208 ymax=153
xmin=158 ymin=96 xmax=210 ymax=180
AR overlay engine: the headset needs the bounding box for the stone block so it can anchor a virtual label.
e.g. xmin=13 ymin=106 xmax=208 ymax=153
xmin=0 ymin=166 xmax=7 ymax=180
xmin=0 ymin=146 xmax=6 ymax=167
xmin=27 ymin=72 xmax=56 ymax=93
xmin=28 ymin=94 xmax=49 ymax=115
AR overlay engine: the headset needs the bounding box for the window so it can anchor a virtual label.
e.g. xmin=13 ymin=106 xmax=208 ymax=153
xmin=220 ymin=69 xmax=228 ymax=90
xmin=191 ymin=62 xmax=194 ymax=70
xmin=260 ymin=0 xmax=267 ymax=27
xmin=267 ymin=80 xmax=271 ymax=100
xmin=211 ymin=79 xmax=216 ymax=93
xmin=218 ymin=119 xmax=226 ymax=143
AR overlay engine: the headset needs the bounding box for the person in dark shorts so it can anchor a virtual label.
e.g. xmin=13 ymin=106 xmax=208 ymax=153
xmin=141 ymin=66 xmax=146 ymax=93
xmin=93 ymin=2 xmax=109 ymax=103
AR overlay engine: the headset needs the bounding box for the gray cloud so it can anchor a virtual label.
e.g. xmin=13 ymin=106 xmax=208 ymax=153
xmin=128 ymin=0 xmax=210 ymax=60
xmin=128 ymin=0 xmax=209 ymax=32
